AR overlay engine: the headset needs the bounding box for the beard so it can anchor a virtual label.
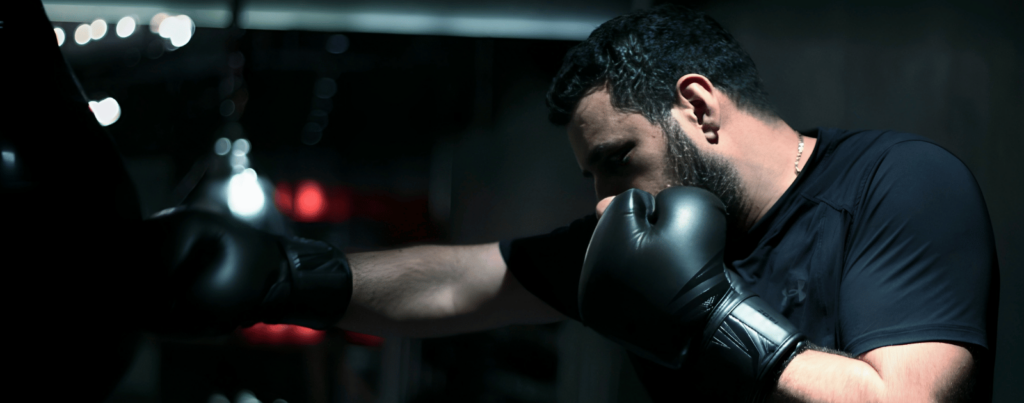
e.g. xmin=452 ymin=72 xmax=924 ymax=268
xmin=659 ymin=119 xmax=750 ymax=232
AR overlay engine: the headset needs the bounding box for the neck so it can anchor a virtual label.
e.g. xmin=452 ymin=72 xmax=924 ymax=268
xmin=725 ymin=115 xmax=817 ymax=231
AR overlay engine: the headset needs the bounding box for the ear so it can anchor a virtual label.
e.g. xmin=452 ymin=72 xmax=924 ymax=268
xmin=674 ymin=74 xmax=721 ymax=144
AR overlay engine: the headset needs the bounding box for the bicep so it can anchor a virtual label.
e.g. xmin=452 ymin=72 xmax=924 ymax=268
xmin=858 ymin=342 xmax=975 ymax=402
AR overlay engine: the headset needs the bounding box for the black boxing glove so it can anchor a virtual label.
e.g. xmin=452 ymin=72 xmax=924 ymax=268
xmin=579 ymin=187 xmax=807 ymax=402
xmin=137 ymin=209 xmax=353 ymax=337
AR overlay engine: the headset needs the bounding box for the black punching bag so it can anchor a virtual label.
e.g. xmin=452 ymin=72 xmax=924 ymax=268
xmin=1 ymin=1 xmax=148 ymax=401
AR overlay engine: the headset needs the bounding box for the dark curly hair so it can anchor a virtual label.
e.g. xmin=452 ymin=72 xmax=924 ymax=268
xmin=546 ymin=5 xmax=777 ymax=127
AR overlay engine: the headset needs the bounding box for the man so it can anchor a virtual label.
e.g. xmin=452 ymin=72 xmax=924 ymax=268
xmin=6 ymin=2 xmax=996 ymax=402
xmin=331 ymin=6 xmax=999 ymax=401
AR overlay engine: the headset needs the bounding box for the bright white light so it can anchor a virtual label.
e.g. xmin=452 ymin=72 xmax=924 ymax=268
xmin=232 ymin=138 xmax=250 ymax=156
xmin=74 ymin=24 xmax=91 ymax=45
xmin=54 ymin=28 xmax=66 ymax=46
xmin=116 ymin=16 xmax=136 ymax=37
xmin=236 ymin=390 xmax=262 ymax=403
xmin=88 ymin=97 xmax=122 ymax=126
xmin=90 ymin=19 xmax=107 ymax=40
xmin=2 ymin=151 xmax=14 ymax=167
xmin=159 ymin=15 xmax=195 ymax=47
xmin=150 ymin=13 xmax=168 ymax=33
xmin=227 ymin=168 xmax=265 ymax=218
xmin=214 ymin=137 xmax=231 ymax=155
xmin=172 ymin=15 xmax=195 ymax=47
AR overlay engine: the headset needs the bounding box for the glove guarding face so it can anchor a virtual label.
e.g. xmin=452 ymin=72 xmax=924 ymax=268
xmin=579 ymin=186 xmax=732 ymax=368
xmin=579 ymin=187 xmax=807 ymax=402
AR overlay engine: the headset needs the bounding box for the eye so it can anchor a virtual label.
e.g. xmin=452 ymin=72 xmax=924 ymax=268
xmin=610 ymin=145 xmax=634 ymax=167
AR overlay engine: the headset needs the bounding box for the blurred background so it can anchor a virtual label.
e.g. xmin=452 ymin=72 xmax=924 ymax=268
xmin=33 ymin=0 xmax=1022 ymax=401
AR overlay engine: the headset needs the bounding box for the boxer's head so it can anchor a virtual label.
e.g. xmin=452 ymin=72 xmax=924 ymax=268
xmin=549 ymin=5 xmax=776 ymax=223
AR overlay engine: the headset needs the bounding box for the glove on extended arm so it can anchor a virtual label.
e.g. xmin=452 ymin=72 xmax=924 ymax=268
xmin=579 ymin=187 xmax=806 ymax=402
xmin=137 ymin=210 xmax=353 ymax=337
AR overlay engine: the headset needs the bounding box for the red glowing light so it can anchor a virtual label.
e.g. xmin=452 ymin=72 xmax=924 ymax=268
xmin=343 ymin=331 xmax=384 ymax=347
xmin=241 ymin=323 xmax=326 ymax=346
xmin=295 ymin=180 xmax=326 ymax=221
xmin=274 ymin=182 xmax=293 ymax=215
xmin=326 ymin=186 xmax=352 ymax=222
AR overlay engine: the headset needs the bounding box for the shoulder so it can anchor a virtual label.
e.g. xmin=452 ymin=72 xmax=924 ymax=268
xmin=859 ymin=136 xmax=981 ymax=213
xmin=830 ymin=131 xmax=994 ymax=270
xmin=817 ymin=128 xmax=951 ymax=175
xmin=809 ymin=128 xmax=978 ymax=211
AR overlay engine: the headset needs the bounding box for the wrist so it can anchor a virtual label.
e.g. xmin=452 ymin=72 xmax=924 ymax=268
xmin=777 ymin=341 xmax=812 ymax=377
xmin=769 ymin=340 xmax=812 ymax=398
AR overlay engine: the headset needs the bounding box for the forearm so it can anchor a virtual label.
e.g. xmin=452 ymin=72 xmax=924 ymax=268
xmin=771 ymin=342 xmax=973 ymax=403
xmin=335 ymin=242 xmax=559 ymax=338
xmin=772 ymin=348 xmax=886 ymax=403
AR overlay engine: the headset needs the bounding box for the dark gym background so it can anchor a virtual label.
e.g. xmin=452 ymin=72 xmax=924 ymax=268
xmin=33 ymin=0 xmax=1024 ymax=401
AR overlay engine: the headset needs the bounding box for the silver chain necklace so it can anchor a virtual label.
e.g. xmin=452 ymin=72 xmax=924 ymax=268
xmin=795 ymin=134 xmax=805 ymax=175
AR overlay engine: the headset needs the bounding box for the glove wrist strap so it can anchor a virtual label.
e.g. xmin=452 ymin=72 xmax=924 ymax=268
xmin=260 ymin=237 xmax=353 ymax=330
xmin=696 ymin=283 xmax=807 ymax=402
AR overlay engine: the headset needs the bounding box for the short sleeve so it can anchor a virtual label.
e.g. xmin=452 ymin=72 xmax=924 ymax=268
xmin=499 ymin=215 xmax=598 ymax=321
xmin=840 ymin=141 xmax=998 ymax=356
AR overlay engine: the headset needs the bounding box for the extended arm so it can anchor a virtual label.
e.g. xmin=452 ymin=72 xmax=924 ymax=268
xmin=338 ymin=243 xmax=566 ymax=338
xmin=773 ymin=342 xmax=974 ymax=403
xmin=139 ymin=211 xmax=563 ymax=339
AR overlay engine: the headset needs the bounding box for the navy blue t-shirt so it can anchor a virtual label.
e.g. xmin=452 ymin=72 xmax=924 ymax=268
xmin=499 ymin=128 xmax=999 ymax=401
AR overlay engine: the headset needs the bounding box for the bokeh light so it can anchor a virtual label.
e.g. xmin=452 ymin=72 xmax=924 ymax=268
xmin=88 ymin=97 xmax=121 ymax=126
xmin=294 ymin=180 xmax=326 ymax=221
xmin=208 ymin=394 xmax=230 ymax=403
xmin=219 ymin=99 xmax=235 ymax=117
xmin=232 ymin=138 xmax=251 ymax=156
xmin=227 ymin=168 xmax=265 ymax=218
xmin=236 ymin=390 xmax=261 ymax=403
xmin=2 ymin=151 xmax=15 ymax=169
xmin=241 ymin=323 xmax=326 ymax=346
xmin=342 ymin=331 xmax=384 ymax=347
xmin=89 ymin=19 xmax=107 ymax=40
xmin=301 ymin=122 xmax=323 ymax=145
xmin=231 ymin=155 xmax=249 ymax=173
xmin=325 ymin=34 xmax=349 ymax=54
xmin=116 ymin=16 xmax=136 ymax=38
xmin=274 ymin=182 xmax=294 ymax=215
xmin=149 ymin=13 xmax=168 ymax=34
xmin=214 ymin=137 xmax=231 ymax=156
xmin=74 ymin=24 xmax=91 ymax=45
xmin=54 ymin=28 xmax=65 ymax=46
xmin=158 ymin=15 xmax=195 ymax=47
xmin=314 ymin=78 xmax=337 ymax=99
